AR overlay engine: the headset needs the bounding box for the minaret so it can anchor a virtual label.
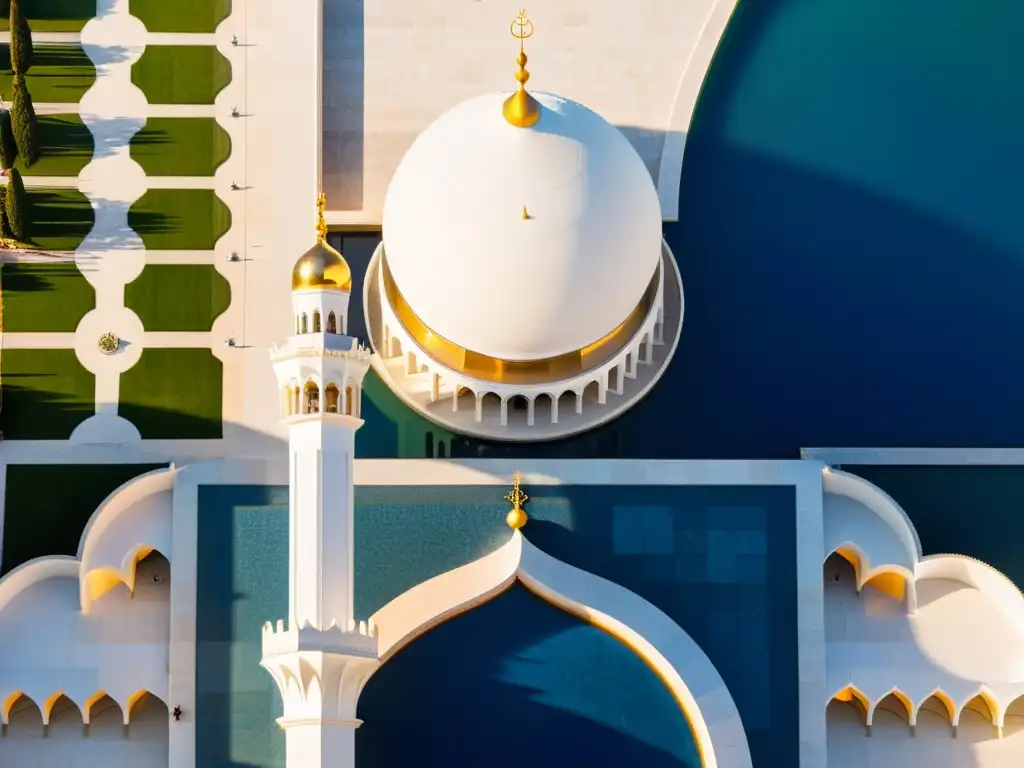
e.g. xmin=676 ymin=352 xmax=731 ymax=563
xmin=261 ymin=193 xmax=378 ymax=768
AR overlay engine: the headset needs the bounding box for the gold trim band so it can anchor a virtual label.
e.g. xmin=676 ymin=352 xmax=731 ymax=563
xmin=381 ymin=251 xmax=657 ymax=386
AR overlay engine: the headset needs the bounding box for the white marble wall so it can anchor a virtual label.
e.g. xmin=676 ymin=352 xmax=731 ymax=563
xmin=321 ymin=0 xmax=740 ymax=223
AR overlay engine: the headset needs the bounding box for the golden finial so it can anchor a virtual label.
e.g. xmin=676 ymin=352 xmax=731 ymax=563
xmin=502 ymin=9 xmax=541 ymax=128
xmin=522 ymin=205 xmax=530 ymax=220
xmin=504 ymin=470 xmax=529 ymax=529
xmin=316 ymin=192 xmax=328 ymax=245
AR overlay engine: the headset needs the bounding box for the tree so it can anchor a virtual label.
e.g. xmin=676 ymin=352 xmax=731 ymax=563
xmin=5 ymin=167 xmax=29 ymax=241
xmin=0 ymin=184 xmax=8 ymax=238
xmin=0 ymin=109 xmax=16 ymax=170
xmin=9 ymin=0 xmax=32 ymax=75
xmin=10 ymin=77 xmax=38 ymax=167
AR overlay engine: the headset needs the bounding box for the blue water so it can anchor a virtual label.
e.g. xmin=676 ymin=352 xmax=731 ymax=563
xmin=357 ymin=585 xmax=702 ymax=767
xmin=656 ymin=0 xmax=1024 ymax=457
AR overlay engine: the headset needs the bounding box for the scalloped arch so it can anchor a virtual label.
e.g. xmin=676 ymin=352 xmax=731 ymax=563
xmin=370 ymin=531 xmax=752 ymax=768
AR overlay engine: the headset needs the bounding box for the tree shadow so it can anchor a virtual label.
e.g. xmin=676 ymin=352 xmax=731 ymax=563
xmin=90 ymin=116 xmax=147 ymax=160
xmin=14 ymin=115 xmax=94 ymax=174
xmin=0 ymin=44 xmax=98 ymax=101
xmin=127 ymin=190 xmax=231 ymax=250
xmin=18 ymin=0 xmax=96 ymax=27
xmin=25 ymin=188 xmax=94 ymax=250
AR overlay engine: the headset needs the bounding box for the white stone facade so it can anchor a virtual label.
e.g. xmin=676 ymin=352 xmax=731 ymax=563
xmin=2 ymin=457 xmax=1024 ymax=767
xmin=321 ymin=0 xmax=743 ymax=223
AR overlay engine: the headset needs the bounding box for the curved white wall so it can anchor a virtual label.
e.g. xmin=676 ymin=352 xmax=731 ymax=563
xmin=823 ymin=465 xmax=1024 ymax=767
xmin=0 ymin=465 xmax=174 ymax=768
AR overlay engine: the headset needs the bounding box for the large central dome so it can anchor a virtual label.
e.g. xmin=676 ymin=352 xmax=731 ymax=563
xmin=381 ymin=90 xmax=663 ymax=362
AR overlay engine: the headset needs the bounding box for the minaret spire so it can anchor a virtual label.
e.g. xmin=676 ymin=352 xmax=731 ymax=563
xmin=262 ymin=225 xmax=379 ymax=768
xmin=502 ymin=9 xmax=541 ymax=128
xmin=315 ymin=191 xmax=328 ymax=244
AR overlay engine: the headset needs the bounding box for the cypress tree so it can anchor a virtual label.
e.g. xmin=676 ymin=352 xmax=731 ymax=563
xmin=0 ymin=109 xmax=16 ymax=170
xmin=0 ymin=184 xmax=8 ymax=238
xmin=9 ymin=0 xmax=32 ymax=75
xmin=5 ymin=166 xmax=29 ymax=242
xmin=10 ymin=77 xmax=38 ymax=167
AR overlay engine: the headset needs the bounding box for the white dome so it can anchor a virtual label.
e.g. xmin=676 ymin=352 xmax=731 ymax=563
xmin=381 ymin=91 xmax=663 ymax=362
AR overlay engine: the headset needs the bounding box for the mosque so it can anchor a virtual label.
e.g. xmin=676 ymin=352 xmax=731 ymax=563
xmin=2 ymin=4 xmax=1024 ymax=768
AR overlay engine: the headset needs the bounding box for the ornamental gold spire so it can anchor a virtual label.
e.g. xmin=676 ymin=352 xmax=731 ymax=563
xmin=505 ymin=470 xmax=529 ymax=529
xmin=316 ymin=191 xmax=328 ymax=245
xmin=502 ymin=9 xmax=541 ymax=128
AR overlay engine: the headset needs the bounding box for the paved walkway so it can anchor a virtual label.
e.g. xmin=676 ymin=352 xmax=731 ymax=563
xmin=0 ymin=31 xmax=217 ymax=45
xmin=3 ymin=0 xmax=250 ymax=452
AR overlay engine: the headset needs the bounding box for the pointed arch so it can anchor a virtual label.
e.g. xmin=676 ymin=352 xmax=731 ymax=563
xmin=43 ymin=693 xmax=82 ymax=727
xmin=824 ymin=542 xmax=916 ymax=607
xmin=2 ymin=690 xmax=33 ymax=725
xmin=126 ymin=690 xmax=167 ymax=724
xmin=86 ymin=693 xmax=124 ymax=730
xmin=301 ymin=313 xmax=309 ymax=334
xmin=957 ymin=689 xmax=999 ymax=728
xmin=829 ymin=685 xmax=870 ymax=724
xmin=371 ymin=531 xmax=752 ymax=768
xmin=327 ymin=311 xmax=338 ymax=334
xmin=5 ymin=692 xmax=42 ymax=731
xmin=869 ymin=689 xmax=913 ymax=729
xmin=1004 ymin=693 xmax=1024 ymax=735
xmin=917 ymin=690 xmax=956 ymax=726
xmin=83 ymin=690 xmax=110 ymax=725
xmin=313 ymin=310 xmax=322 ymax=333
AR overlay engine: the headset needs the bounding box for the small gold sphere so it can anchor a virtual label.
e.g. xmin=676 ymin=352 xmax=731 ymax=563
xmin=506 ymin=507 xmax=529 ymax=529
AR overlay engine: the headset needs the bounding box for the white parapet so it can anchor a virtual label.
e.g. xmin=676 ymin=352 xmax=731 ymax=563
xmin=261 ymin=623 xmax=380 ymax=768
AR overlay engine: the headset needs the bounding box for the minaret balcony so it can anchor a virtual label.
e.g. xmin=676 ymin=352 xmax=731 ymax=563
xmin=261 ymin=619 xmax=380 ymax=725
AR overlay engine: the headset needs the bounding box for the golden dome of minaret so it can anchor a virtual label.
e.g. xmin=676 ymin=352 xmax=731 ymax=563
xmin=291 ymin=193 xmax=352 ymax=292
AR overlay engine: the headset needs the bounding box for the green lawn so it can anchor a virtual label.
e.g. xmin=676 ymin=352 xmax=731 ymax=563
xmin=16 ymin=115 xmax=94 ymax=176
xmin=131 ymin=46 xmax=231 ymax=105
xmin=128 ymin=189 xmax=231 ymax=250
xmin=129 ymin=0 xmax=230 ymax=33
xmin=125 ymin=265 xmax=230 ymax=331
xmin=1 ymin=463 xmax=166 ymax=576
xmin=0 ymin=45 xmax=96 ymax=103
xmin=119 ymin=348 xmax=222 ymax=438
xmin=27 ymin=188 xmax=95 ymax=251
xmin=130 ymin=117 xmax=231 ymax=176
xmin=0 ymin=0 xmax=95 ymax=32
xmin=1 ymin=261 xmax=95 ymax=332
xmin=0 ymin=348 xmax=94 ymax=439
